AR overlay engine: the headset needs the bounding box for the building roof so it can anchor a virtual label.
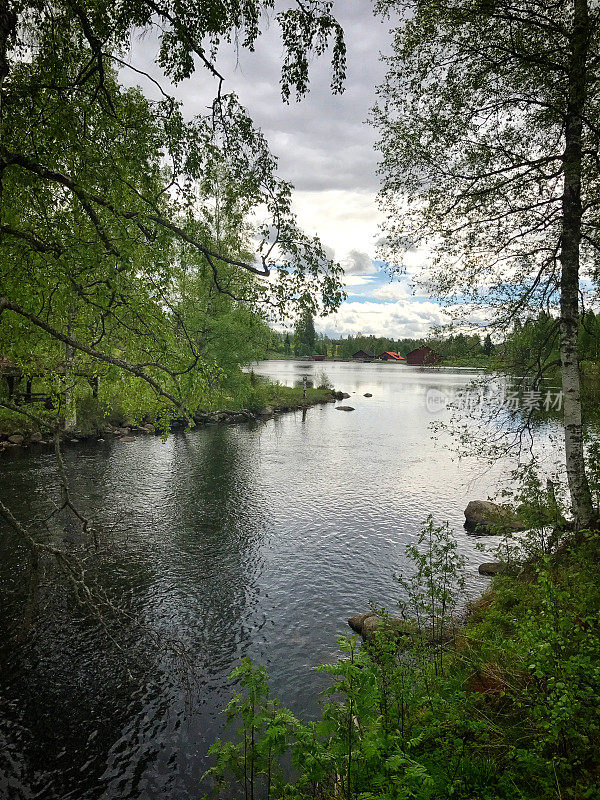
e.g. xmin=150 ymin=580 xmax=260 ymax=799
xmin=378 ymin=351 xmax=405 ymax=360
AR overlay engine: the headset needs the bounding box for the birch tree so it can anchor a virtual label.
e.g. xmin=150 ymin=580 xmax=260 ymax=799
xmin=374 ymin=0 xmax=600 ymax=526
xmin=0 ymin=1 xmax=346 ymax=420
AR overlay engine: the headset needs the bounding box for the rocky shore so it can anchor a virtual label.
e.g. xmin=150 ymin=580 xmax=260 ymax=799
xmin=0 ymin=389 xmax=345 ymax=450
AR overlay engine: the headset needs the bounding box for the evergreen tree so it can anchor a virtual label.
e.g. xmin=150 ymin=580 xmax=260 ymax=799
xmin=295 ymin=312 xmax=317 ymax=356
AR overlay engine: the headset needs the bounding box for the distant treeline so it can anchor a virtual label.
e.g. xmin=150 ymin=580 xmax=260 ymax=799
xmin=266 ymin=310 xmax=600 ymax=371
xmin=266 ymin=314 xmax=495 ymax=363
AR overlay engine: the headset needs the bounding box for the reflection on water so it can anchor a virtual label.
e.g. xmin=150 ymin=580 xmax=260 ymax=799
xmin=0 ymin=362 xmax=565 ymax=799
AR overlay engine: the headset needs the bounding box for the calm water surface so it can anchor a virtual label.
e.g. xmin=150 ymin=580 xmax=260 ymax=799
xmin=0 ymin=362 xmax=562 ymax=799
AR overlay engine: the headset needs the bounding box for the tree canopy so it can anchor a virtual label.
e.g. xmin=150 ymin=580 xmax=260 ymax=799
xmin=374 ymin=0 xmax=600 ymax=524
xmin=0 ymin=0 xmax=346 ymax=425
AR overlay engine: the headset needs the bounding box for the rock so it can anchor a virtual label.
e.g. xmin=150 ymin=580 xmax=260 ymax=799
xmin=464 ymin=500 xmax=526 ymax=534
xmin=361 ymin=615 xmax=385 ymax=638
xmin=363 ymin=393 xmax=372 ymax=397
xmin=119 ymin=436 xmax=136 ymax=442
xmin=478 ymin=562 xmax=503 ymax=576
xmin=29 ymin=431 xmax=43 ymax=443
xmin=259 ymin=406 xmax=274 ymax=416
xmin=335 ymin=405 xmax=355 ymax=411
xmin=97 ymin=438 xmax=105 ymax=442
xmin=348 ymin=613 xmax=376 ymax=634
xmin=341 ymin=392 xmax=351 ymax=399
xmin=8 ymin=434 xmax=24 ymax=444
xmin=113 ymin=427 xmax=130 ymax=436
xmin=348 ymin=613 xmax=417 ymax=641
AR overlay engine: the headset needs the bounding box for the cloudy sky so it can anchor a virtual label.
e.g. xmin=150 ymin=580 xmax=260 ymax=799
xmin=127 ymin=1 xmax=451 ymax=339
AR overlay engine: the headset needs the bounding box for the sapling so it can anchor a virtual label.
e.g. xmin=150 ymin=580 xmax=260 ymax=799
xmin=396 ymin=516 xmax=466 ymax=675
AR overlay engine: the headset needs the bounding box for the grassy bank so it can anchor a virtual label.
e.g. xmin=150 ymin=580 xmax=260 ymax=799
xmin=204 ymin=523 xmax=600 ymax=800
xmin=0 ymin=372 xmax=337 ymax=442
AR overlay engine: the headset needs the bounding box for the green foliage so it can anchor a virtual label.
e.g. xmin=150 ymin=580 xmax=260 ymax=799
xmin=204 ymin=658 xmax=298 ymax=799
xmin=0 ymin=0 xmax=346 ymax=443
xmin=316 ymin=370 xmax=333 ymax=390
xmin=397 ymin=516 xmax=466 ymax=674
xmin=501 ymin=313 xmax=561 ymax=375
xmin=293 ymin=311 xmax=317 ymax=356
xmin=373 ymin=0 xmax=600 ymax=320
xmin=205 ymin=521 xmax=600 ymax=800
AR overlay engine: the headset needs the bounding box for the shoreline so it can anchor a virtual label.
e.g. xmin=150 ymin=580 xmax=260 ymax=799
xmin=0 ymin=388 xmax=342 ymax=451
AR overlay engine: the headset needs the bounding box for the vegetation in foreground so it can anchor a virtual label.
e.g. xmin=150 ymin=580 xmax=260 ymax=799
xmin=0 ymin=371 xmax=336 ymax=438
xmin=204 ymin=501 xmax=600 ymax=800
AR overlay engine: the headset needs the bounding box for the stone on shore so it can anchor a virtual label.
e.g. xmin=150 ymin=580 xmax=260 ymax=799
xmin=478 ymin=562 xmax=503 ymax=576
xmin=113 ymin=427 xmax=130 ymax=436
xmin=348 ymin=612 xmax=416 ymax=641
xmin=8 ymin=434 xmax=24 ymax=444
xmin=348 ymin=613 xmax=375 ymax=634
xmin=335 ymin=406 xmax=355 ymax=411
xmin=364 ymin=393 xmax=372 ymax=397
xmin=464 ymin=500 xmax=526 ymax=534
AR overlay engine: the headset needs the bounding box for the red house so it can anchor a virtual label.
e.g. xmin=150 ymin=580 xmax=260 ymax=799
xmin=377 ymin=351 xmax=405 ymax=361
xmin=405 ymin=346 xmax=440 ymax=366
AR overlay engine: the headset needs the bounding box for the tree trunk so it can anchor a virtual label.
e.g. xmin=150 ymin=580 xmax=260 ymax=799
xmin=559 ymin=0 xmax=595 ymax=527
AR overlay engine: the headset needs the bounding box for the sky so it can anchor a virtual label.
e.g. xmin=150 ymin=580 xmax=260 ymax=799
xmin=125 ymin=1 xmax=452 ymax=339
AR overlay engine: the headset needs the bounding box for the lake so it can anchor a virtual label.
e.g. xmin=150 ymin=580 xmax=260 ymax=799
xmin=0 ymin=361 xmax=563 ymax=799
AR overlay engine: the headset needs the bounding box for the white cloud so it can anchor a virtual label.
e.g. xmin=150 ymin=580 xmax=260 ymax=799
xmin=344 ymin=275 xmax=377 ymax=287
xmin=318 ymin=299 xmax=452 ymax=339
xmin=292 ymin=190 xmax=383 ymax=261
xmin=372 ymin=281 xmax=412 ymax=300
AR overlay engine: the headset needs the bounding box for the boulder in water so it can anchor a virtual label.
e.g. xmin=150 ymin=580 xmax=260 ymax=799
xmin=348 ymin=613 xmax=416 ymax=641
xmin=464 ymin=500 xmax=525 ymax=534
xmin=478 ymin=562 xmax=503 ymax=576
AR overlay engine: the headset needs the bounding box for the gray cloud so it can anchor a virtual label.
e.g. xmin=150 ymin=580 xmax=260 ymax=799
xmin=343 ymin=249 xmax=376 ymax=275
xmin=124 ymin=2 xmax=392 ymax=193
